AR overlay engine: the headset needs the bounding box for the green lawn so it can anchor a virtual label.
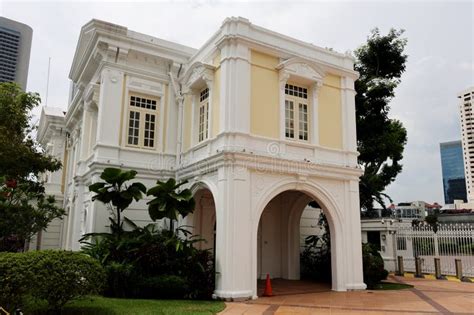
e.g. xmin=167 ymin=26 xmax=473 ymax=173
xmin=372 ymin=282 xmax=414 ymax=290
xmin=25 ymin=296 xmax=226 ymax=315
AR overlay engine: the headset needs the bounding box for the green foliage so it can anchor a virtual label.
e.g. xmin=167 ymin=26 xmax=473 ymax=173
xmin=85 ymin=169 xmax=212 ymax=299
xmin=81 ymin=223 xmax=215 ymax=300
xmin=147 ymin=178 xmax=195 ymax=230
xmin=300 ymin=212 xmax=331 ymax=283
xmin=0 ymin=82 xmax=61 ymax=179
xmin=362 ymin=243 xmax=388 ymax=289
xmin=424 ymin=214 xmax=438 ymax=232
xmin=89 ymin=168 xmax=146 ymax=233
xmin=0 ymin=252 xmax=34 ymax=311
xmin=136 ymin=275 xmax=189 ymax=299
xmin=355 ymin=29 xmax=408 ymax=210
xmin=0 ymin=83 xmax=64 ymax=252
xmin=24 ymin=296 xmax=226 ymax=315
xmin=0 ymin=250 xmax=106 ymax=313
xmin=0 ymin=178 xmax=65 ymax=251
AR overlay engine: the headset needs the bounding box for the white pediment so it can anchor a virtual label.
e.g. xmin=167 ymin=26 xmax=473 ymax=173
xmin=277 ymin=58 xmax=325 ymax=84
xmin=181 ymin=62 xmax=216 ymax=91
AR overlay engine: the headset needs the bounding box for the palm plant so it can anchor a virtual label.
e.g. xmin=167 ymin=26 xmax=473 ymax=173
xmin=89 ymin=168 xmax=146 ymax=235
xmin=146 ymin=178 xmax=195 ymax=232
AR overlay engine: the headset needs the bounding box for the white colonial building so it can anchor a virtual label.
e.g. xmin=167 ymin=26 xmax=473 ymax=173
xmin=37 ymin=17 xmax=365 ymax=300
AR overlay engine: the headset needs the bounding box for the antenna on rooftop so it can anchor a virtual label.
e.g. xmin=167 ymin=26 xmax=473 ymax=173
xmin=45 ymin=57 xmax=51 ymax=107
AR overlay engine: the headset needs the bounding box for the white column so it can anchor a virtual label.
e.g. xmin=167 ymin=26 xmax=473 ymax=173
xmin=190 ymin=91 xmax=197 ymax=146
xmin=279 ymin=72 xmax=290 ymax=140
xmin=343 ymin=179 xmax=366 ymax=290
xmin=205 ymin=79 xmax=214 ymax=142
xmin=214 ymin=165 xmax=253 ymax=300
xmin=69 ymin=183 xmax=85 ymax=251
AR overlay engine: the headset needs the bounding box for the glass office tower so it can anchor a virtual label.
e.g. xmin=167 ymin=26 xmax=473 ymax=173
xmin=440 ymin=140 xmax=467 ymax=204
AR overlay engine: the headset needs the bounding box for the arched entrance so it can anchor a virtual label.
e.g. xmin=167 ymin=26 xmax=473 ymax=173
xmin=189 ymin=186 xmax=216 ymax=255
xmin=252 ymin=179 xmax=355 ymax=297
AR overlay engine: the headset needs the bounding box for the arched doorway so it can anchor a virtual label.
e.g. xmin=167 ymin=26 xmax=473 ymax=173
xmin=189 ymin=186 xmax=216 ymax=255
xmin=256 ymin=188 xmax=342 ymax=295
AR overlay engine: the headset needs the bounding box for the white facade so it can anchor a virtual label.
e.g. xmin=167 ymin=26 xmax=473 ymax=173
xmin=37 ymin=17 xmax=366 ymax=300
xmin=30 ymin=107 xmax=67 ymax=250
xmin=459 ymin=87 xmax=474 ymax=203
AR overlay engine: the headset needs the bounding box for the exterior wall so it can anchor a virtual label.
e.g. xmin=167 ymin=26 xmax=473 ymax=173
xmin=319 ymin=75 xmax=342 ymax=149
xmin=360 ymin=219 xmax=412 ymax=272
xmin=31 ymin=108 xmax=68 ymax=250
xmin=250 ymin=51 xmax=280 ymax=139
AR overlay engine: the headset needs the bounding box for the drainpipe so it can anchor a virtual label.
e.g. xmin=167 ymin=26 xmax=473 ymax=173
xmin=169 ymin=64 xmax=183 ymax=168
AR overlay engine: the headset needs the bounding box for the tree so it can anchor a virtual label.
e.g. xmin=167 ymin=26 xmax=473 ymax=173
xmin=0 ymin=83 xmax=64 ymax=251
xmin=147 ymin=178 xmax=195 ymax=231
xmin=355 ymin=28 xmax=408 ymax=210
xmin=88 ymin=168 xmax=146 ymax=234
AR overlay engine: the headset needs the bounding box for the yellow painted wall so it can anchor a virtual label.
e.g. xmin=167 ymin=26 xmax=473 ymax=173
xmin=183 ymin=95 xmax=192 ymax=151
xmin=250 ymin=50 xmax=280 ymax=138
xmin=318 ymin=74 xmax=342 ymax=149
xmin=212 ymin=68 xmax=220 ymax=137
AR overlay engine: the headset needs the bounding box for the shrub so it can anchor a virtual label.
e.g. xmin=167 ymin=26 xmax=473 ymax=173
xmin=103 ymin=262 xmax=136 ymax=298
xmin=0 ymin=250 xmax=106 ymax=313
xmin=82 ymin=225 xmax=215 ymax=300
xmin=136 ymin=275 xmax=189 ymax=299
xmin=300 ymin=247 xmax=332 ymax=283
xmin=362 ymin=243 xmax=388 ymax=289
xmin=0 ymin=252 xmax=34 ymax=311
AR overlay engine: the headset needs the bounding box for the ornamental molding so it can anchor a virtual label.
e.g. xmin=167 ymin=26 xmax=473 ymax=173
xmin=277 ymin=57 xmax=326 ymax=87
xmin=84 ymin=83 xmax=100 ymax=109
xmin=181 ymin=61 xmax=216 ymax=92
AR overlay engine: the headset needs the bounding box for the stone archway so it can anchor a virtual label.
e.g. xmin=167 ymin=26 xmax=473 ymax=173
xmin=252 ymin=180 xmax=351 ymax=296
xmin=190 ymin=187 xmax=216 ymax=253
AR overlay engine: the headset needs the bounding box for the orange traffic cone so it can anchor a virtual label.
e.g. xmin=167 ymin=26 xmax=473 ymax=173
xmin=263 ymin=273 xmax=273 ymax=297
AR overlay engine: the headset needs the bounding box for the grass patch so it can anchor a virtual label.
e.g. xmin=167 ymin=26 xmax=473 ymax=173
xmin=24 ymin=296 xmax=226 ymax=315
xmin=372 ymin=282 xmax=413 ymax=290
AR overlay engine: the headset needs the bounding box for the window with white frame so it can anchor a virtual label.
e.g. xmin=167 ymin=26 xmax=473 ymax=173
xmin=285 ymin=83 xmax=309 ymax=141
xmin=127 ymin=94 xmax=158 ymax=149
xmin=198 ymin=87 xmax=209 ymax=142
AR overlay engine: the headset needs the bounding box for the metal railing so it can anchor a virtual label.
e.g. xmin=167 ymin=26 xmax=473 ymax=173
xmin=395 ymin=223 xmax=474 ymax=277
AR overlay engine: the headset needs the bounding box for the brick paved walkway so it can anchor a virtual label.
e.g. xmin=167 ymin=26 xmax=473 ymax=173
xmin=219 ymin=276 xmax=474 ymax=314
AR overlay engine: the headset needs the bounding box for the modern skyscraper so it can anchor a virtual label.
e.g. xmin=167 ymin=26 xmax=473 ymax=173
xmin=0 ymin=17 xmax=32 ymax=90
xmin=459 ymin=87 xmax=474 ymax=203
xmin=440 ymin=141 xmax=467 ymax=204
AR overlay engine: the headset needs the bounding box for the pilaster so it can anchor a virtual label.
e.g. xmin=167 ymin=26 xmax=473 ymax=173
xmin=214 ymin=165 xmax=253 ymax=300
xmin=95 ymin=67 xmax=125 ymax=164
xmin=218 ymin=40 xmax=251 ymax=134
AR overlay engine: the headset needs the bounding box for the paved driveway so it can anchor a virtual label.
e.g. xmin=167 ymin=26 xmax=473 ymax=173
xmin=219 ymin=276 xmax=474 ymax=314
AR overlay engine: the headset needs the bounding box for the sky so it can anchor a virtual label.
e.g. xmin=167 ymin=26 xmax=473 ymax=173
xmin=1 ymin=0 xmax=473 ymax=204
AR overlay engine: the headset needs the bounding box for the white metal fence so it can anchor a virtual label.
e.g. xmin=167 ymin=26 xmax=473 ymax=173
xmin=395 ymin=223 xmax=474 ymax=277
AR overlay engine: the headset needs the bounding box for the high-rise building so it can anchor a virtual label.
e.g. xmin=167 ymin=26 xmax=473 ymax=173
xmin=459 ymin=87 xmax=474 ymax=203
xmin=0 ymin=17 xmax=32 ymax=90
xmin=439 ymin=140 xmax=466 ymax=204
